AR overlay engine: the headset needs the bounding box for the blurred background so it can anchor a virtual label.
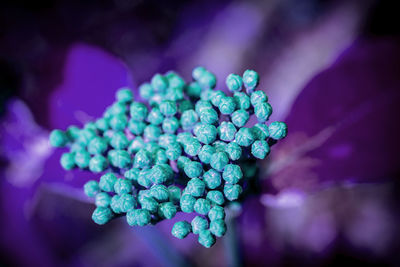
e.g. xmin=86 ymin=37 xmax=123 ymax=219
xmin=1 ymin=0 xmax=400 ymax=266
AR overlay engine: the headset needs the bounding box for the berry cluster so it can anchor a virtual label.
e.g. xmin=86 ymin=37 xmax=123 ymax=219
xmin=49 ymin=67 xmax=287 ymax=247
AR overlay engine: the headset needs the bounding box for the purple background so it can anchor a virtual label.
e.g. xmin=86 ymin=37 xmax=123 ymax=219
xmin=1 ymin=0 xmax=400 ymax=266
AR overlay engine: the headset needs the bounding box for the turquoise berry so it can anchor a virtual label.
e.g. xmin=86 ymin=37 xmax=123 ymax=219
xmin=218 ymin=96 xmax=236 ymax=115
xmin=186 ymin=178 xmax=205 ymax=197
xmin=183 ymin=137 xmax=202 ymax=157
xmin=151 ymin=74 xmax=169 ymax=93
xmin=195 ymin=100 xmax=212 ymax=114
xmin=99 ymin=173 xmax=117 ymax=192
xmin=159 ymin=100 xmax=177 ymax=117
xmin=166 ymin=71 xmax=185 ymax=89
xmin=49 ymin=129 xmax=69 ymax=147
xmin=77 ymin=129 xmax=96 ymax=145
xmin=191 ymin=216 xmax=209 ymax=234
xmin=198 ymin=145 xmax=216 ymax=164
xmin=127 ymin=209 xmax=151 ymax=226
xmin=155 ymin=149 xmax=168 ymax=164
xmin=218 ymin=121 xmax=237 ymax=142
xmin=198 ymin=230 xmax=216 ymax=248
xmin=74 ymin=150 xmax=91 ymax=169
xmin=268 ymin=121 xmax=288 ymax=140
xmin=139 ymin=196 xmax=158 ymax=213
xmin=89 ymin=155 xmax=108 ymax=173
xmin=178 ymin=99 xmax=193 ymax=113
xmin=130 ymin=102 xmax=148 ymax=121
xmin=210 ymin=219 xmax=226 ymax=237
xmin=231 ymin=109 xmax=249 ymax=128
xmin=250 ymin=90 xmax=268 ymax=106
xmin=162 ymin=117 xmax=180 ymax=134
xmin=211 ymin=91 xmax=226 ymax=107
xmin=109 ymin=114 xmax=128 ymax=131
xmin=200 ymin=89 xmax=213 ymax=102
xmin=198 ymin=71 xmax=217 ymax=89
xmin=210 ymin=152 xmax=229 ymax=172
xmin=184 ymin=161 xmax=203 ymax=178
xmin=168 ymin=186 xmax=181 ymax=204
xmin=252 ymin=123 xmax=269 ymax=140
xmin=192 ymin=66 xmax=207 ymax=80
xmin=177 ymin=156 xmax=191 ymax=170
xmin=172 ymin=221 xmax=192 ymax=239
xmin=119 ymin=193 xmax=137 ymax=212
xmin=110 ymin=131 xmax=129 ymax=150
xmin=251 ymin=140 xmax=270 ymax=159
xmin=199 ymin=107 xmax=219 ymax=125
xmin=84 ymin=180 xmax=100 ymax=197
xmin=186 ymin=82 xmax=202 ymax=98
xmin=114 ymin=178 xmax=133 ymax=195
xmin=95 ymin=118 xmax=109 ymax=132
xmin=207 ymin=190 xmax=225 ymax=205
xmin=254 ymin=102 xmax=272 ymax=122
xmin=139 ymin=83 xmax=153 ymax=100
xmin=193 ymin=123 xmax=217 ymax=144
xmin=213 ymin=140 xmax=227 ymax=152
xmin=111 ymin=195 xmax=124 ymax=213
xmin=133 ymin=149 xmax=153 ymax=169
xmin=203 ymin=169 xmax=222 ymax=189
xmin=150 ymin=184 xmax=169 ymax=202
xmin=128 ymin=136 xmax=145 ymax=153
xmin=222 ymin=164 xmax=243 ymax=184
xmin=108 ymin=149 xmax=131 ymax=169
xmin=151 ymin=164 xmax=174 ymax=184
xmin=88 ymin=137 xmax=108 ymax=154
xmin=208 ymin=205 xmax=225 ymax=221
xmin=225 ymin=142 xmax=242 ymax=161
xmin=235 ymin=127 xmax=255 ymax=147
xmin=243 ymin=69 xmax=259 ymax=93
xmin=158 ymin=134 xmax=177 ymax=148
xmin=128 ymin=119 xmax=146 ymax=135
xmin=233 ymin=92 xmax=251 ymax=110
xmin=226 ymin=73 xmax=243 ymax=92
xmin=110 ymin=102 xmax=127 ymax=115
xmin=194 ymin=198 xmax=211 ymax=215
xmin=166 ymin=142 xmax=182 ymax=161
xmin=147 ymin=108 xmax=164 ymax=125
xmin=165 ymin=87 xmax=184 ymax=101
xmin=124 ymin=168 xmax=140 ymax=181
xmin=116 ymin=87 xmax=133 ymax=103
xmin=60 ymin=152 xmax=76 ymax=170
xmin=180 ymin=109 xmax=199 ymax=130
xmin=224 ymin=184 xmax=242 ymax=201
xmin=158 ymin=202 xmax=177 ymax=219
xmin=180 ymin=194 xmax=197 ymax=213
xmin=95 ymin=192 xmax=111 ymax=208
xmin=144 ymin=125 xmax=161 ymax=142
xmin=92 ymin=207 xmax=113 ymax=225
xmin=66 ymin=125 xmax=80 ymax=140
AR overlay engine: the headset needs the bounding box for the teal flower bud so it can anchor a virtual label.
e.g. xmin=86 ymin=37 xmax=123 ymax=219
xmin=139 ymin=83 xmax=153 ymax=100
xmin=92 ymin=207 xmax=113 ymax=225
xmin=194 ymin=198 xmax=211 ymax=215
xmin=150 ymin=184 xmax=169 ymax=202
xmin=128 ymin=119 xmax=146 ymax=135
xmin=95 ymin=118 xmax=109 ymax=132
xmin=242 ymin=69 xmax=259 ymax=93
xmin=183 ymin=137 xmax=202 ymax=157
xmin=127 ymin=209 xmax=151 ymax=226
xmin=226 ymin=73 xmax=243 ymax=92
xmin=224 ymin=184 xmax=242 ymax=201
xmin=151 ymin=74 xmax=169 ymax=93
xmin=99 ymin=173 xmax=117 ymax=192
xmin=168 ymin=185 xmax=181 ymax=204
xmin=192 ymin=66 xmax=207 ymax=81
xmin=195 ymin=100 xmax=213 ymax=114
xmin=251 ymin=140 xmax=270 ymax=159
xmin=210 ymin=152 xmax=229 ymax=172
xmin=178 ymin=99 xmax=193 ymax=113
xmin=147 ymin=108 xmax=164 ymax=125
xmin=124 ymin=168 xmax=140 ymax=181
xmin=74 ymin=150 xmax=91 ymax=168
xmin=208 ymin=205 xmax=225 ymax=221
xmin=233 ymin=92 xmax=251 ymax=110
xmin=87 ymin=137 xmax=107 ymax=154
xmin=110 ymin=131 xmax=129 ymax=150
xmin=184 ymin=161 xmax=203 ymax=178
xmin=159 ymin=100 xmax=177 ymax=117
xmin=199 ymin=107 xmax=219 ymax=125
xmin=234 ymin=127 xmax=255 ymax=147
xmin=109 ymin=114 xmax=128 ymax=131
xmin=165 ymin=86 xmax=184 ymax=101
xmin=110 ymin=102 xmax=127 ymax=115
xmin=158 ymin=202 xmax=177 ymax=219
xmin=210 ymin=219 xmax=226 ymax=237
xmin=254 ymin=102 xmax=272 ymax=122
xmin=225 ymin=142 xmax=242 ymax=161
xmin=119 ymin=193 xmax=137 ymax=212
xmin=252 ymin=123 xmax=269 ymax=140
xmin=211 ymin=91 xmax=226 ymax=107
xmin=139 ymin=196 xmax=158 ymax=213
xmin=166 ymin=71 xmax=185 ymax=90
xmin=158 ymin=134 xmax=177 ymax=148
xmin=218 ymin=121 xmax=237 ymax=142
xmin=60 ymin=152 xmax=76 ymax=170
xmin=114 ymin=179 xmax=133 ymax=195
xmin=130 ymin=102 xmax=148 ymax=121
xmin=191 ymin=216 xmax=208 ymax=234
xmin=155 ymin=149 xmax=168 ymax=164
xmin=213 ymin=140 xmax=227 ymax=152
xmin=89 ymin=155 xmax=108 ymax=173
xmin=145 ymin=142 xmax=161 ymax=155
xmin=177 ymin=156 xmax=191 ymax=170
xmin=186 ymin=178 xmax=205 ymax=197
xmin=186 ymin=82 xmax=202 ymax=98
xmin=198 ymin=230 xmax=216 ymax=248
xmin=49 ymin=129 xmax=69 ymax=147
xmin=218 ymin=96 xmax=236 ymax=115
xmin=143 ymin=125 xmax=161 ymax=142
xmin=250 ymin=90 xmax=268 ymax=106
xmin=180 ymin=194 xmax=196 ymax=213
xmin=108 ymin=149 xmax=131 ymax=169
xmin=137 ymin=169 xmax=153 ymax=188
xmin=128 ymin=136 xmax=145 ymax=153
xmin=177 ymin=132 xmax=193 ymax=145
xmin=172 ymin=221 xmax=192 ymax=239
xmin=231 ymin=109 xmax=249 ymax=128
xmin=198 ymin=145 xmax=216 ymax=164
xmin=198 ymin=71 xmax=216 ymax=90
xmin=193 ymin=123 xmax=217 ymax=144
xmin=162 ymin=117 xmax=180 ymax=134
xmin=95 ymin=192 xmax=111 ymax=208
xmin=77 ymin=129 xmax=96 ymax=146
xmin=180 ymin=109 xmax=199 ymax=130
xmin=165 ymin=142 xmax=182 ymax=161
xmin=116 ymin=88 xmax=133 ymax=103
xmin=207 ymin=190 xmax=225 ymax=205
xmin=222 ymin=164 xmax=243 ymax=184
xmin=203 ymin=169 xmax=222 ymax=189
xmin=66 ymin=125 xmax=80 ymax=140
xmin=268 ymin=121 xmax=288 ymax=140
xmin=110 ymin=195 xmax=123 ymax=213
xmin=133 ymin=149 xmax=152 ymax=169
xmin=84 ymin=180 xmax=100 ymax=197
